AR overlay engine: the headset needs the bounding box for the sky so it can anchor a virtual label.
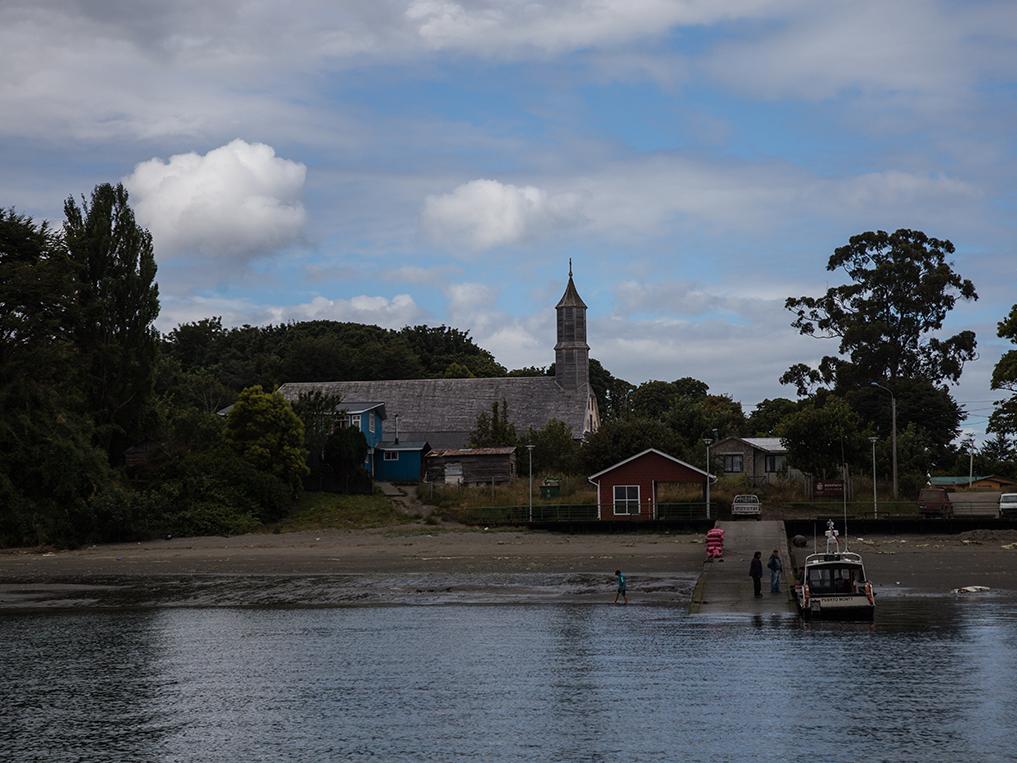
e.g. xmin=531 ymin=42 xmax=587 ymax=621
xmin=3 ymin=0 xmax=1015 ymax=434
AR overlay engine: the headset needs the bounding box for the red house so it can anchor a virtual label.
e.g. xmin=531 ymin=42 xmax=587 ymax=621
xmin=588 ymin=448 xmax=714 ymax=520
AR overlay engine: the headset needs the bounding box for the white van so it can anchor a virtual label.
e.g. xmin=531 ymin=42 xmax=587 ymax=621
xmin=1000 ymin=493 xmax=1017 ymax=519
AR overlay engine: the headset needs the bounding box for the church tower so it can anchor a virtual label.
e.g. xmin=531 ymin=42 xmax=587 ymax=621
xmin=555 ymin=260 xmax=590 ymax=391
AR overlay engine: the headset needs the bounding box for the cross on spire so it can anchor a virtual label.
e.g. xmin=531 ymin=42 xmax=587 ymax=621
xmin=569 ymin=257 xmax=573 ymax=278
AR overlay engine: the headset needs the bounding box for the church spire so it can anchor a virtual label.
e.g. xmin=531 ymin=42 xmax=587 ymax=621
xmin=555 ymin=264 xmax=589 ymax=391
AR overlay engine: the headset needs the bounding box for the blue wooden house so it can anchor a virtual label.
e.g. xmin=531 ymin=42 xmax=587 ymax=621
xmin=338 ymin=402 xmax=386 ymax=475
xmin=374 ymin=440 xmax=431 ymax=482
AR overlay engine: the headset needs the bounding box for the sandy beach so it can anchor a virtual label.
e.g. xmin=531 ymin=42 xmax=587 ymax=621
xmin=2 ymin=526 xmax=1015 ymax=609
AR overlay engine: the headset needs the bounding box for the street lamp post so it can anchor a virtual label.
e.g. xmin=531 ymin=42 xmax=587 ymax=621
xmin=868 ymin=436 xmax=879 ymax=520
xmin=526 ymin=444 xmax=535 ymax=523
xmin=871 ymin=382 xmax=898 ymax=500
xmin=703 ymin=436 xmax=714 ymax=520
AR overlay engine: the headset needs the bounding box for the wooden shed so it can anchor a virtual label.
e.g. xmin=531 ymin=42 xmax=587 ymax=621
xmin=425 ymin=447 xmax=517 ymax=486
xmin=588 ymin=448 xmax=713 ymax=521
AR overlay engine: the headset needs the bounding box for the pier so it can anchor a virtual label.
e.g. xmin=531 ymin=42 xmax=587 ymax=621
xmin=689 ymin=520 xmax=794 ymax=614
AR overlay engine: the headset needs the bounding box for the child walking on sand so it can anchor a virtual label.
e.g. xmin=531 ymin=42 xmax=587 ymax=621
xmin=614 ymin=569 xmax=628 ymax=605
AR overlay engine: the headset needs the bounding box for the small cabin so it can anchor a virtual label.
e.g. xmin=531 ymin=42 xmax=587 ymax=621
xmin=588 ymin=448 xmax=713 ymax=520
xmin=374 ymin=440 xmax=430 ymax=482
xmin=425 ymin=447 xmax=517 ymax=486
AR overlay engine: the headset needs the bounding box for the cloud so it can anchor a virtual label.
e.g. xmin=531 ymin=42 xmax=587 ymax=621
xmin=125 ymin=140 xmax=307 ymax=261
xmin=703 ymin=1 xmax=1017 ymax=103
xmin=382 ymin=264 xmax=462 ymax=284
xmin=158 ymin=292 xmax=421 ymax=332
xmin=406 ymin=0 xmax=788 ymax=55
xmin=421 ymin=179 xmax=581 ymax=250
xmin=431 ymin=160 xmax=981 ymax=248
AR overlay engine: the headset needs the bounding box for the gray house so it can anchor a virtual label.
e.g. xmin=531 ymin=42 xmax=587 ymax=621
xmin=277 ymin=270 xmax=600 ymax=450
xmin=710 ymin=437 xmax=803 ymax=486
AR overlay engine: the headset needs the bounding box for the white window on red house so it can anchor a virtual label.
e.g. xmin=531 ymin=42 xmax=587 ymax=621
xmin=721 ymin=454 xmax=743 ymax=473
xmin=613 ymin=485 xmax=640 ymax=515
xmin=384 ymin=451 xmax=399 ymax=461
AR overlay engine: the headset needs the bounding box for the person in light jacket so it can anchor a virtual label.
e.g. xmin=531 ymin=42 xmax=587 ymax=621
xmin=749 ymin=552 xmax=763 ymax=598
xmin=767 ymin=549 xmax=783 ymax=594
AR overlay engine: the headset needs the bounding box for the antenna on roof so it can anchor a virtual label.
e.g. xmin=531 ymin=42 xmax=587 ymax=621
xmin=568 ymin=257 xmax=573 ymax=278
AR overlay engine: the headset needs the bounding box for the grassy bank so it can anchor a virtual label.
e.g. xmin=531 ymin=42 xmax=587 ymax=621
xmin=266 ymin=491 xmax=406 ymax=532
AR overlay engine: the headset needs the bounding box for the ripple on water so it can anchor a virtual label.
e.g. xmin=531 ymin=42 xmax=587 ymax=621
xmin=1 ymin=597 xmax=1016 ymax=761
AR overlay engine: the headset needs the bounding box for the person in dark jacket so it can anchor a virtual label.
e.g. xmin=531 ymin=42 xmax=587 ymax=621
xmin=749 ymin=551 xmax=763 ymax=597
xmin=767 ymin=549 xmax=783 ymax=593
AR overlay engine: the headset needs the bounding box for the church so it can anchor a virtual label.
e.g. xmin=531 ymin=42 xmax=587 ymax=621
xmin=277 ymin=269 xmax=601 ymax=451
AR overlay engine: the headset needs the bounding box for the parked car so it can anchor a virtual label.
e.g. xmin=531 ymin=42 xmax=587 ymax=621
xmin=917 ymin=487 xmax=953 ymax=518
xmin=1000 ymin=493 xmax=1017 ymax=519
xmin=731 ymin=494 xmax=761 ymax=520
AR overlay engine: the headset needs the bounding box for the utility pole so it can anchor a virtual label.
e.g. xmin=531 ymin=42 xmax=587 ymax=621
xmin=869 ymin=436 xmax=879 ymax=520
xmin=871 ymin=383 xmax=898 ymax=500
xmin=703 ymin=435 xmax=714 ymax=520
xmin=526 ymin=444 xmax=535 ymax=523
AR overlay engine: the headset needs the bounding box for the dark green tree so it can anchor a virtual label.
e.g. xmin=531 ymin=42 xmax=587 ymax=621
xmin=747 ymin=398 xmax=799 ymax=436
xmin=989 ymin=305 xmax=1017 ymax=436
xmin=225 ymin=386 xmax=308 ymax=494
xmin=523 ymin=419 xmax=581 ymax=474
xmin=978 ymin=432 xmax=1016 ymax=478
xmin=400 ymin=324 xmax=505 ymax=377
xmin=469 ymin=400 xmax=518 ymax=448
xmin=64 ymin=183 xmax=160 ymax=464
xmin=0 ymin=208 xmax=112 ymax=546
xmin=782 ymin=228 xmax=978 ymax=395
xmin=588 ymin=359 xmax=635 ymax=420
xmin=322 ymin=426 xmax=370 ymax=492
xmin=581 ymin=417 xmax=680 ymax=474
xmin=775 ymin=397 xmax=866 ymax=478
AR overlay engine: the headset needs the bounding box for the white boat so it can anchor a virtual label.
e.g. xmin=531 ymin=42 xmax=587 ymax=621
xmin=795 ymin=521 xmax=875 ymax=621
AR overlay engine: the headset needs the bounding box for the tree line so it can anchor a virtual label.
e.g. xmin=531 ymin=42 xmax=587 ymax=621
xmin=3 ymin=182 xmax=1017 ymax=546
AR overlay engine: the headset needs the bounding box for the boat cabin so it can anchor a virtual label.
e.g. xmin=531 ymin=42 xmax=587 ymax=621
xmin=803 ymin=553 xmax=868 ymax=595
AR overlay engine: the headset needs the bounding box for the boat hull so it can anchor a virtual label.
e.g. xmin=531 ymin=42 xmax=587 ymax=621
xmin=796 ymin=592 xmax=874 ymax=621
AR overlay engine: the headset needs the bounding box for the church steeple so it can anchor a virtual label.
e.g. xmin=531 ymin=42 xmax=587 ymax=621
xmin=555 ymin=262 xmax=589 ymax=391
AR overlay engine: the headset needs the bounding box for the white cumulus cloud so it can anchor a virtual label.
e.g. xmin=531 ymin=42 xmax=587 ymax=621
xmin=422 ymin=179 xmax=580 ymax=251
xmin=125 ymin=139 xmax=307 ymax=260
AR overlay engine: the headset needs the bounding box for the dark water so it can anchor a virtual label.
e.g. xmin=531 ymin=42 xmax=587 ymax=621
xmin=3 ymin=598 xmax=1017 ymax=762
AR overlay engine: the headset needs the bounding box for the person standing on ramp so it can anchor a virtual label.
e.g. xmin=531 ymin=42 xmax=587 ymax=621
xmin=749 ymin=552 xmax=763 ymax=598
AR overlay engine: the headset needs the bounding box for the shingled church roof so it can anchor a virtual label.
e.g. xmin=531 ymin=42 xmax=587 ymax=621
xmin=278 ymin=376 xmax=591 ymax=450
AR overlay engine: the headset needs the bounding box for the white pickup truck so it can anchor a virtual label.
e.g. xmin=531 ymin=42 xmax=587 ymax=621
xmin=731 ymin=494 xmax=761 ymax=520
xmin=1000 ymin=493 xmax=1017 ymax=519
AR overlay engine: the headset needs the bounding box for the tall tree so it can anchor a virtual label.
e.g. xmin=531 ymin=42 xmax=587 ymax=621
xmin=989 ymin=304 xmax=1017 ymax=436
xmin=782 ymin=229 xmax=978 ymax=395
xmin=0 ymin=209 xmax=111 ymax=546
xmin=64 ymin=183 xmax=160 ymax=464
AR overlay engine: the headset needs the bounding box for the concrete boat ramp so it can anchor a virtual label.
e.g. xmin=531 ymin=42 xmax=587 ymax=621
xmin=689 ymin=520 xmax=795 ymax=615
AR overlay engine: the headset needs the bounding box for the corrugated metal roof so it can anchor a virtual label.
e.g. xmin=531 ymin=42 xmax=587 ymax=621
xmin=428 ymin=447 xmax=518 ymax=457
xmin=740 ymin=437 xmax=786 ymax=452
xmin=339 ymin=402 xmax=386 ymax=416
xmin=930 ymin=475 xmax=1015 ymax=486
xmin=377 ymin=440 xmax=430 ymax=451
